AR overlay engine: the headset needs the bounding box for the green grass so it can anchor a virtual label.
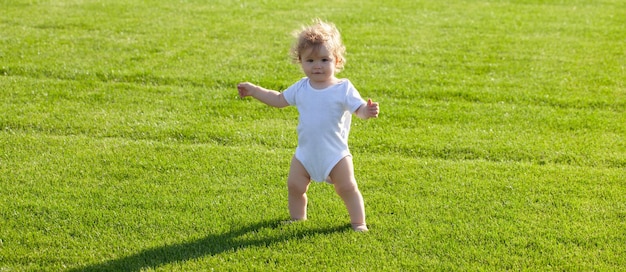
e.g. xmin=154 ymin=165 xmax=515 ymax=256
xmin=1 ymin=0 xmax=625 ymax=271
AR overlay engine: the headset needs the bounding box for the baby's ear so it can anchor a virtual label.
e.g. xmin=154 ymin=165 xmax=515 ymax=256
xmin=334 ymin=57 xmax=343 ymax=70
xmin=332 ymin=54 xmax=339 ymax=64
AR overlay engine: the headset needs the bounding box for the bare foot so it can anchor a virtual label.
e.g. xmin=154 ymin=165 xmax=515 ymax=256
xmin=351 ymin=223 xmax=368 ymax=232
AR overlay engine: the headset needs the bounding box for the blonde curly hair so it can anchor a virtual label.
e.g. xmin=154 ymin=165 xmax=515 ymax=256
xmin=291 ymin=19 xmax=346 ymax=72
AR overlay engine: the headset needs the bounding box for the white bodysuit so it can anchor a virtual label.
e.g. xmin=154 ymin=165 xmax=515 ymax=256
xmin=283 ymin=78 xmax=366 ymax=182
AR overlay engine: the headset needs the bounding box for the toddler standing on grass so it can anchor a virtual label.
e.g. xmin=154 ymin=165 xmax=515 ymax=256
xmin=237 ymin=19 xmax=379 ymax=232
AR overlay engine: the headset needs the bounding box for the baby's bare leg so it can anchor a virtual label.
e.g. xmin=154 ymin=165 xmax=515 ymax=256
xmin=330 ymin=156 xmax=368 ymax=231
xmin=287 ymin=156 xmax=311 ymax=221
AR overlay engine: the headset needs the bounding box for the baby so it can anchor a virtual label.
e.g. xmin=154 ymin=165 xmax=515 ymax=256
xmin=237 ymin=19 xmax=379 ymax=232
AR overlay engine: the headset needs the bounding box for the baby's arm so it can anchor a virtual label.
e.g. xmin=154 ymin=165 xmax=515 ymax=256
xmin=237 ymin=82 xmax=289 ymax=108
xmin=355 ymin=98 xmax=380 ymax=119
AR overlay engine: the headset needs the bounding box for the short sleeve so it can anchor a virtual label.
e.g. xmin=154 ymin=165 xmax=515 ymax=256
xmin=345 ymin=80 xmax=366 ymax=113
xmin=282 ymin=78 xmax=307 ymax=106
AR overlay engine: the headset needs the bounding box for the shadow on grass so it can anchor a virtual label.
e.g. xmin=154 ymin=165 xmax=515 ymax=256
xmin=69 ymin=219 xmax=349 ymax=271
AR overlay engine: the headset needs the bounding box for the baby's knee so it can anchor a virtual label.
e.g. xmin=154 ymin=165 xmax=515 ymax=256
xmin=288 ymin=178 xmax=310 ymax=194
xmin=334 ymin=181 xmax=359 ymax=195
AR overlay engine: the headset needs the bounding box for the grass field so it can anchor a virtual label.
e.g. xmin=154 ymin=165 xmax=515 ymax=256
xmin=1 ymin=0 xmax=625 ymax=271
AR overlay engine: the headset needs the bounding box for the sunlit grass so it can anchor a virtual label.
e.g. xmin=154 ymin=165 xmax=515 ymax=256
xmin=1 ymin=0 xmax=624 ymax=271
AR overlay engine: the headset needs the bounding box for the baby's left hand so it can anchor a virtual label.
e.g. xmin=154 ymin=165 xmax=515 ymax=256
xmin=365 ymin=98 xmax=380 ymax=118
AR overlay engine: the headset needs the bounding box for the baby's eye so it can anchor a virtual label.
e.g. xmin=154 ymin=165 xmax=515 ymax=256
xmin=322 ymin=58 xmax=330 ymax=62
xmin=305 ymin=59 xmax=314 ymax=63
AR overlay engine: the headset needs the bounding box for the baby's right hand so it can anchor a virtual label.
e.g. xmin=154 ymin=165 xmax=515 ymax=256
xmin=237 ymin=82 xmax=255 ymax=98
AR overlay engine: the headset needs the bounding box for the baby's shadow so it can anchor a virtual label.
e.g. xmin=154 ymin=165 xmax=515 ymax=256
xmin=69 ymin=219 xmax=349 ymax=271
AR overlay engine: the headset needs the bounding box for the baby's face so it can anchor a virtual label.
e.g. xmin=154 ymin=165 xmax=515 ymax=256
xmin=300 ymin=46 xmax=338 ymax=87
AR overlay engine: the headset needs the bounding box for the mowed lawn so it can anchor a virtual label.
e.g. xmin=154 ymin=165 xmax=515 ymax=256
xmin=1 ymin=0 xmax=625 ymax=271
